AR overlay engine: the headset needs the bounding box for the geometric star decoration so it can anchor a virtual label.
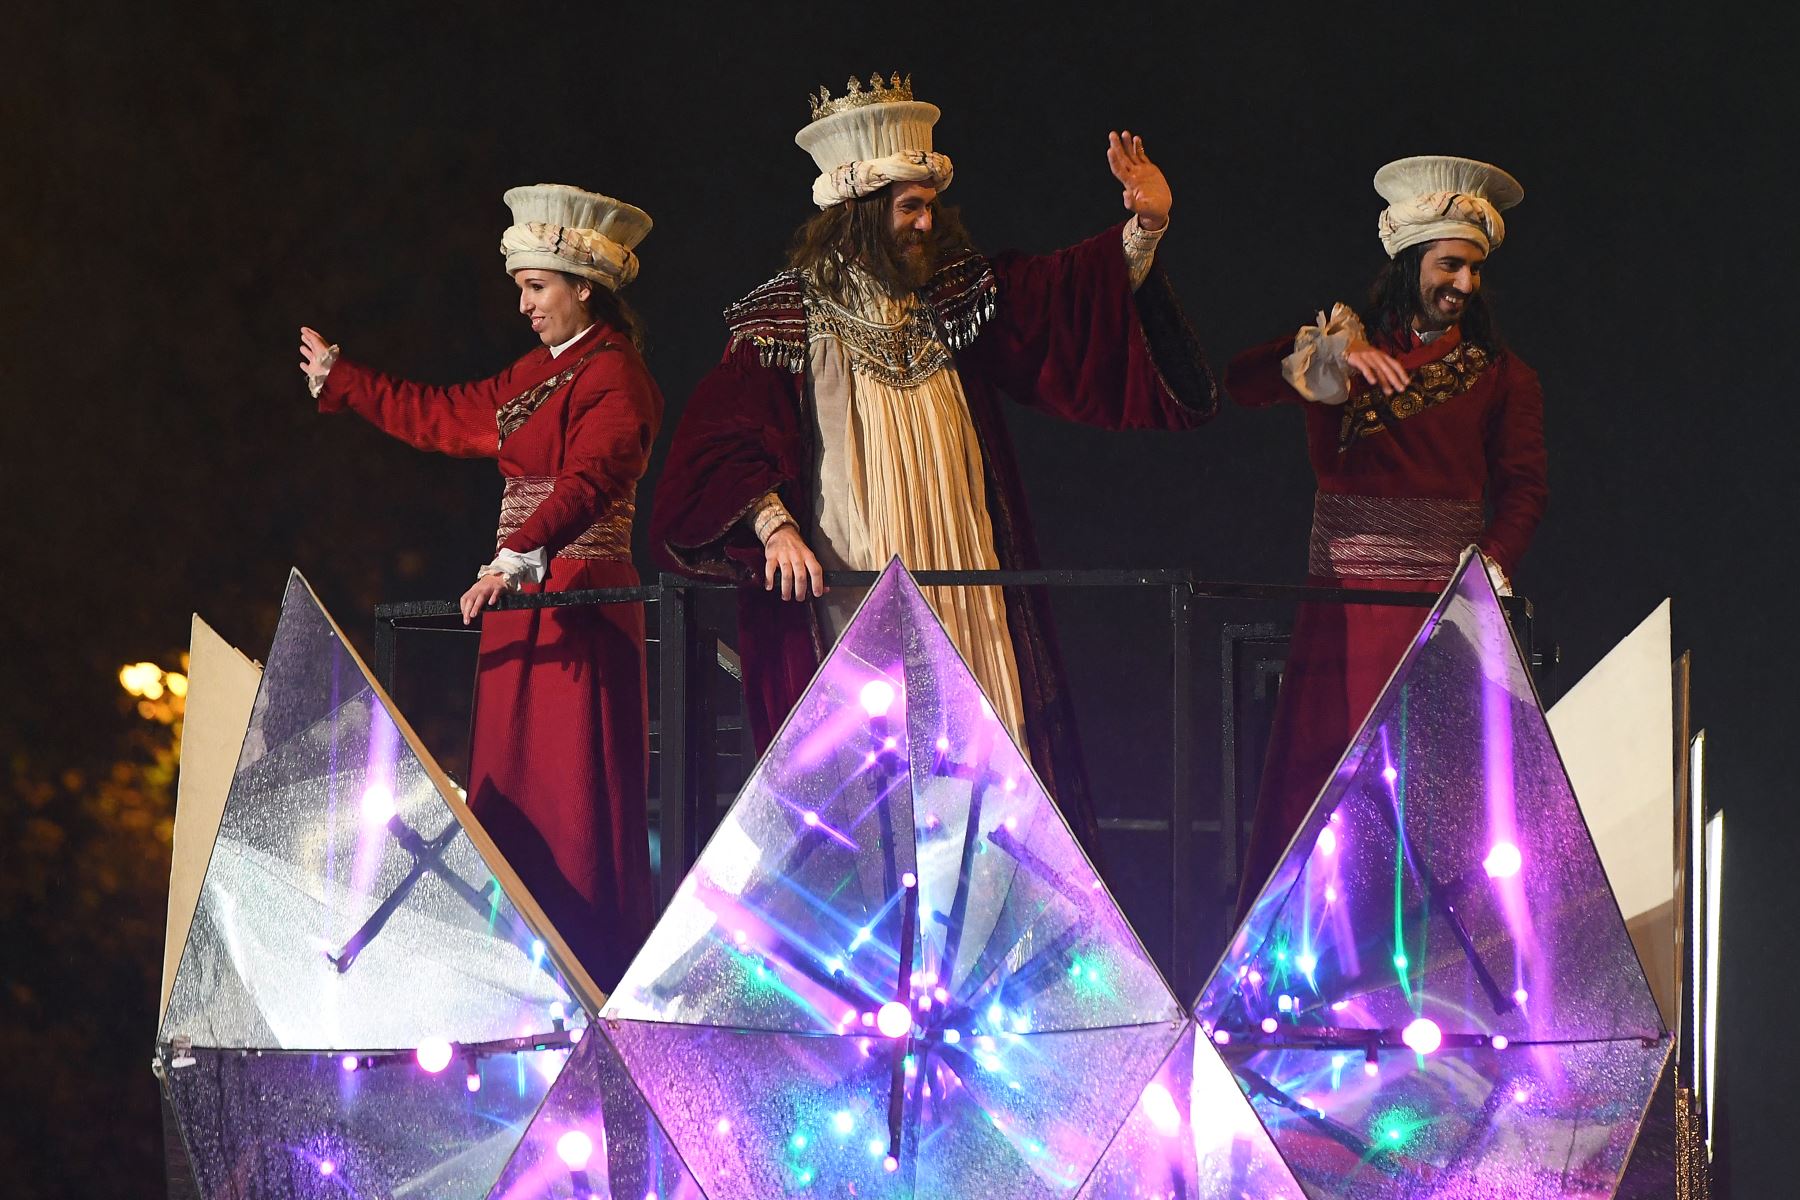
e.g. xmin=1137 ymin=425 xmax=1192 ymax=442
xmin=155 ymin=570 xmax=600 ymax=1199
xmin=1194 ymin=554 xmax=1673 ymax=1200
xmin=585 ymin=558 xmax=1192 ymax=1198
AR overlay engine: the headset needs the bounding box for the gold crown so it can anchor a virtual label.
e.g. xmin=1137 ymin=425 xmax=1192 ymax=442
xmin=806 ymin=72 xmax=915 ymax=122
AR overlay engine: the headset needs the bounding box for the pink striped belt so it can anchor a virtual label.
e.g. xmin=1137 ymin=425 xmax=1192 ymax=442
xmin=1307 ymin=491 xmax=1482 ymax=581
xmin=496 ymin=475 xmax=634 ymax=561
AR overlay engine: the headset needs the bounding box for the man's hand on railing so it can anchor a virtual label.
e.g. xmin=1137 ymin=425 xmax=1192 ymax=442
xmin=764 ymin=525 xmax=827 ymax=602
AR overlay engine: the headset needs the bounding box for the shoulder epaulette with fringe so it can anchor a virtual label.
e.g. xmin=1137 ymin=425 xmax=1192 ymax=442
xmin=723 ymin=253 xmax=999 ymax=374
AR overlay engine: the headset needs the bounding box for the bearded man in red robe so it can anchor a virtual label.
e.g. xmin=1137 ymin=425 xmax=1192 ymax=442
xmin=651 ymin=73 xmax=1217 ymax=849
xmin=1228 ymin=156 xmax=1548 ymax=909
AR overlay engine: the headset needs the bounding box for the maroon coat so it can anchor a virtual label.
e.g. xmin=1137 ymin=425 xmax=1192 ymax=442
xmin=651 ymin=224 xmax=1216 ymax=851
xmin=1226 ymin=322 xmax=1547 ymax=909
xmin=320 ymin=323 xmax=661 ymax=990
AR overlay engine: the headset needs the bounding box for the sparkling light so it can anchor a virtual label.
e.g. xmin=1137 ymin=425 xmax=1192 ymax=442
xmin=415 ymin=1038 xmax=453 ymax=1074
xmin=935 ymin=735 xmax=950 ymax=751
xmin=943 ymin=1029 xmax=961 ymax=1044
xmin=319 ymin=1160 xmax=335 ymax=1176
xmin=1513 ymin=1087 xmax=1530 ymax=1103
xmin=833 ymin=1110 xmax=855 ymax=1134
xmin=1212 ymin=1029 xmax=1231 ymax=1045
xmin=901 ymin=871 xmax=917 ymax=888
xmin=1364 ymin=1060 xmax=1380 ymax=1077
xmin=803 ymin=811 xmax=820 ymax=826
xmin=884 ymin=1156 xmax=899 ymax=1173
xmin=1483 ymin=841 xmax=1523 ymax=879
xmin=556 ymin=1130 xmax=594 ymax=1170
xmin=465 ymin=1070 xmax=482 ymax=1093
xmin=859 ymin=679 xmax=896 ymax=716
xmin=1513 ymin=987 xmax=1530 ymax=1005
xmin=1317 ymin=827 xmax=1337 ymax=856
xmin=1278 ymin=994 xmax=1293 ymax=1012
xmin=1382 ymin=765 xmax=1398 ymax=784
xmin=1296 ymin=953 xmax=1318 ymax=977
xmin=1491 ymin=1035 xmax=1509 ymax=1051
xmin=361 ymin=784 xmax=396 ymax=825
xmin=1260 ymin=1017 xmax=1279 ymax=1034
xmin=1140 ymin=1081 xmax=1183 ymax=1137
xmin=876 ymin=1001 xmax=912 ymax=1038
xmin=340 ymin=1054 xmax=358 ymax=1072
xmin=1401 ymin=1017 xmax=1443 ymax=1056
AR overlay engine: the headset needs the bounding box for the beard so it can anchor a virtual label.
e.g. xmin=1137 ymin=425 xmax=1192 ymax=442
xmin=1417 ymin=282 xmax=1470 ymax=330
xmin=881 ymin=228 xmax=939 ymax=293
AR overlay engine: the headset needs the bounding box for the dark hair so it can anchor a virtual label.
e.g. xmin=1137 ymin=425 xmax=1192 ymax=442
xmin=1355 ymin=242 xmax=1502 ymax=353
xmin=786 ymin=186 xmax=974 ymax=301
xmin=558 ymin=272 xmax=646 ymax=353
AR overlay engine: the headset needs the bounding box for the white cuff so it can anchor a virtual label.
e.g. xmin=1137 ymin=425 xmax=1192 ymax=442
xmin=1122 ymin=215 xmax=1166 ymax=291
xmin=479 ymin=546 xmax=547 ymax=589
xmin=306 ymin=344 xmax=341 ymax=399
xmin=1458 ymin=546 xmax=1512 ymax=597
xmin=1280 ymin=303 xmax=1363 ymax=406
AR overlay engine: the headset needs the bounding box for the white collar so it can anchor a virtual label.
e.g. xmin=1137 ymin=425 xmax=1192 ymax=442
xmin=549 ymin=325 xmax=593 ymax=359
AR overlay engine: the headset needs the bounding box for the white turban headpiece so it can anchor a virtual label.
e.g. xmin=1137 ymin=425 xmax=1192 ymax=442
xmin=500 ymin=183 xmax=652 ymax=291
xmin=796 ymin=74 xmax=954 ymax=209
xmin=1374 ymin=156 xmax=1523 ymax=258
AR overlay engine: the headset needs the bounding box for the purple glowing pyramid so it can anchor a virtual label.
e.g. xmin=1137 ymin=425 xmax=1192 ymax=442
xmin=592 ymin=558 xmax=1189 ymax=1198
xmin=157 ymin=571 xmax=594 ymax=1199
xmin=1195 ymin=556 xmax=1672 ymax=1200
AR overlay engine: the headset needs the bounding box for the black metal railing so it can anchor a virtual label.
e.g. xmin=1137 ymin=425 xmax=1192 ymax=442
xmin=372 ymin=570 xmax=1540 ymax=997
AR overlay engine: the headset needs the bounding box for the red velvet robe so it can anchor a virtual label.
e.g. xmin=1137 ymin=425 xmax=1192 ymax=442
xmin=1227 ymin=323 xmax=1547 ymax=906
xmin=651 ymin=224 xmax=1217 ymax=852
xmin=319 ymin=322 xmax=661 ymax=990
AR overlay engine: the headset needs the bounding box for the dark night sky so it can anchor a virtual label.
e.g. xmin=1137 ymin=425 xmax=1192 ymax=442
xmin=4 ymin=2 xmax=1795 ymax=1194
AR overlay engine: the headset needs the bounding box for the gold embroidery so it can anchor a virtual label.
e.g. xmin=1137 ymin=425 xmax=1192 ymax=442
xmin=495 ymin=342 xmax=618 ymax=446
xmin=1338 ymin=341 xmax=1491 ymax=451
xmin=804 ymin=290 xmax=952 ymax=388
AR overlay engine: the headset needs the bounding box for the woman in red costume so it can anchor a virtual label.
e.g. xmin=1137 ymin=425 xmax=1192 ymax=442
xmin=1228 ymin=157 xmax=1546 ymax=912
xmin=300 ymin=183 xmax=661 ymax=988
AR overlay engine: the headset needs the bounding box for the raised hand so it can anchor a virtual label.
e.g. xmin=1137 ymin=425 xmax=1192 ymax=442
xmin=1106 ymin=131 xmax=1171 ymax=231
xmin=299 ymin=326 xmax=339 ymax=388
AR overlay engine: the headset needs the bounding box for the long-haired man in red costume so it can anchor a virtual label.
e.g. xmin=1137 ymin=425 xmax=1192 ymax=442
xmin=651 ymin=73 xmax=1217 ymax=851
xmin=1228 ymin=156 xmax=1547 ymax=909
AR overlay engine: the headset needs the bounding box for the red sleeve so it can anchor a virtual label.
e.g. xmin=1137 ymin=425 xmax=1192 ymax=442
xmin=318 ymin=357 xmax=509 ymax=458
xmin=649 ymin=345 xmax=809 ymax=581
xmin=971 ymin=223 xmax=1216 ymax=429
xmin=1223 ymin=334 xmax=1306 ymax=409
xmin=501 ymin=356 xmax=662 ymax=556
xmin=1478 ymin=356 xmax=1548 ymax=576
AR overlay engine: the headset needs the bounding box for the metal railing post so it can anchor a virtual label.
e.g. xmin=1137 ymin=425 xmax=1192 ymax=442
xmin=1169 ymin=579 xmax=1197 ymax=999
xmin=656 ymin=575 xmax=691 ymax=912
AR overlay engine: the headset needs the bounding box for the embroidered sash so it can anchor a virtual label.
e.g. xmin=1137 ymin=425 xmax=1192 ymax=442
xmin=1307 ymin=492 xmax=1483 ymax=580
xmin=1338 ymin=341 xmax=1491 ymax=452
xmin=495 ymin=475 xmax=634 ymax=561
xmin=495 ymin=341 xmax=618 ymax=445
